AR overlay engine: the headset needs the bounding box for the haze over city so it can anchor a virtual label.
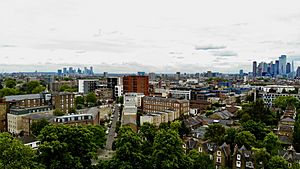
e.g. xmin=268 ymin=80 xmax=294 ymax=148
xmin=1 ymin=0 xmax=300 ymax=73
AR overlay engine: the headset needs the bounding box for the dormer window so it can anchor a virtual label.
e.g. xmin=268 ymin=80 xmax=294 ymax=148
xmin=217 ymin=151 xmax=221 ymax=156
xmin=236 ymin=161 xmax=241 ymax=167
xmin=198 ymin=147 xmax=203 ymax=152
xmin=237 ymin=154 xmax=241 ymax=160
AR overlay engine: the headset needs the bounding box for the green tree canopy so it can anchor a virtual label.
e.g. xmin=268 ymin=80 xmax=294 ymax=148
xmin=38 ymin=125 xmax=104 ymax=169
xmin=204 ymin=123 xmax=225 ymax=145
xmin=86 ymin=92 xmax=97 ymax=106
xmin=53 ymin=109 xmax=64 ymax=116
xmin=263 ymin=132 xmax=281 ymax=155
xmin=0 ymin=88 xmax=19 ymax=97
xmin=31 ymin=118 xmax=50 ymax=136
xmin=187 ymin=150 xmax=214 ymax=169
xmin=241 ymin=120 xmax=269 ymax=140
xmin=273 ymin=96 xmax=300 ymax=110
xmin=152 ymin=129 xmax=188 ymax=169
xmin=252 ymin=148 xmax=271 ymax=169
xmin=266 ymin=156 xmax=289 ymax=169
xmin=4 ymin=78 xmax=16 ymax=88
xmin=234 ymin=131 xmax=256 ymax=149
xmin=75 ymin=96 xmax=85 ymax=106
xmin=0 ymin=132 xmax=43 ymax=169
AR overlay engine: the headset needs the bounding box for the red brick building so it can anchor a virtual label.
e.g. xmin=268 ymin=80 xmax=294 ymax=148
xmin=123 ymin=76 xmax=149 ymax=96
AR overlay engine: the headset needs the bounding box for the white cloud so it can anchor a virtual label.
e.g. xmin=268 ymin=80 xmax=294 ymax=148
xmin=0 ymin=0 xmax=300 ymax=73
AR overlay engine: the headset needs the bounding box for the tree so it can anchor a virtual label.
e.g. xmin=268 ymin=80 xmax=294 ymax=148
xmin=187 ymin=150 xmax=214 ymax=169
xmin=240 ymin=99 xmax=277 ymax=125
xmin=86 ymin=125 xmax=106 ymax=149
xmin=53 ymin=109 xmax=64 ymax=116
xmin=112 ymin=126 xmax=144 ymax=169
xmin=273 ymin=96 xmax=300 ymax=110
xmin=32 ymin=85 xmax=46 ymax=94
xmin=266 ymin=156 xmax=289 ymax=169
xmin=38 ymin=125 xmax=102 ymax=169
xmin=117 ymin=96 xmax=124 ymax=104
xmin=75 ymin=96 xmax=85 ymax=106
xmin=68 ymin=107 xmax=77 ymax=114
xmin=152 ymin=129 xmax=188 ymax=169
xmin=204 ymin=123 xmax=225 ymax=145
xmin=0 ymin=132 xmax=43 ymax=168
xmin=86 ymin=92 xmax=97 ymax=106
xmin=31 ymin=118 xmax=50 ymax=136
xmin=0 ymin=88 xmax=19 ymax=97
xmin=293 ymin=118 xmax=300 ymax=152
xmin=263 ymin=132 xmax=281 ymax=155
xmin=234 ymin=131 xmax=256 ymax=149
xmin=224 ymin=128 xmax=238 ymax=151
xmin=242 ymin=120 xmax=269 ymax=140
xmin=4 ymin=78 xmax=16 ymax=88
xmin=252 ymin=148 xmax=271 ymax=169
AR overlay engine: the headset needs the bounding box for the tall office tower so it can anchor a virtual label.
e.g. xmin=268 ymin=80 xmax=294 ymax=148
xmin=103 ymin=72 xmax=108 ymax=78
xmin=90 ymin=66 xmax=94 ymax=75
xmin=57 ymin=69 xmax=62 ymax=76
xmin=239 ymin=69 xmax=244 ymax=76
xmin=271 ymin=63 xmax=275 ymax=76
xmin=123 ymin=75 xmax=149 ymax=96
xmin=84 ymin=67 xmax=88 ymax=74
xmin=252 ymin=61 xmax=257 ymax=77
xmin=275 ymin=60 xmax=279 ymax=75
xmin=279 ymin=55 xmax=287 ymax=75
xmin=69 ymin=67 xmax=73 ymax=74
xmin=292 ymin=61 xmax=295 ymax=77
xmin=286 ymin=63 xmax=291 ymax=74
xmin=257 ymin=62 xmax=263 ymax=76
xmin=296 ymin=67 xmax=300 ymax=78
xmin=175 ymin=72 xmax=180 ymax=80
xmin=63 ymin=67 xmax=67 ymax=74
xmin=77 ymin=68 xmax=82 ymax=74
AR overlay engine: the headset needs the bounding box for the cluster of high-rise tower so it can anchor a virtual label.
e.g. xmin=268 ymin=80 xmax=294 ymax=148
xmin=252 ymin=55 xmax=295 ymax=77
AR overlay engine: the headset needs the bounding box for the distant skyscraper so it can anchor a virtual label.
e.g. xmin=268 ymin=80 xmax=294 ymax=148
xmin=279 ymin=55 xmax=287 ymax=75
xmin=103 ymin=72 xmax=108 ymax=78
xmin=275 ymin=60 xmax=279 ymax=76
xmin=286 ymin=63 xmax=291 ymax=74
xmin=69 ymin=67 xmax=73 ymax=74
xmin=57 ymin=69 xmax=62 ymax=76
xmin=253 ymin=61 xmax=257 ymax=77
xmin=90 ymin=66 xmax=94 ymax=75
xmin=239 ymin=69 xmax=244 ymax=76
xmin=63 ymin=67 xmax=67 ymax=74
xmin=296 ymin=67 xmax=300 ymax=78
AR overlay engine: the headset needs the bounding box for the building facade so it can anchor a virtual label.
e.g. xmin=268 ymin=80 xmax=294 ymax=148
xmin=123 ymin=75 xmax=149 ymax=96
xmin=142 ymin=96 xmax=189 ymax=115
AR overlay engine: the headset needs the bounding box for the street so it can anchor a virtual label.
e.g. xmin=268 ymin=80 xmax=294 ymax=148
xmin=105 ymin=105 xmax=120 ymax=150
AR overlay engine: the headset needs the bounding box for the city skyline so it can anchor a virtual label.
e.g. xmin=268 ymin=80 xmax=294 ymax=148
xmin=1 ymin=0 xmax=300 ymax=73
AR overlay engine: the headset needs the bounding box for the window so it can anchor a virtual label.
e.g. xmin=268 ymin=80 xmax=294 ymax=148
xmin=209 ymin=155 xmax=213 ymax=160
xmin=237 ymin=154 xmax=241 ymax=160
xmin=217 ymin=151 xmax=221 ymax=156
xmin=236 ymin=161 xmax=241 ymax=167
xmin=216 ymin=157 xmax=221 ymax=163
xmin=198 ymin=147 xmax=202 ymax=152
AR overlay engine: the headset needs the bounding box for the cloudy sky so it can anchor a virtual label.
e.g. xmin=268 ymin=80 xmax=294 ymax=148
xmin=0 ymin=0 xmax=300 ymax=73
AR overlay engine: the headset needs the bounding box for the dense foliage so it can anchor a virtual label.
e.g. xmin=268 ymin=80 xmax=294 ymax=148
xmin=97 ymin=122 xmax=214 ymax=169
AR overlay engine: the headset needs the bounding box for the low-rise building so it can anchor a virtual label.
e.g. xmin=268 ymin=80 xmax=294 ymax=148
xmin=51 ymin=92 xmax=75 ymax=113
xmin=142 ymin=96 xmax=189 ymax=115
xmin=7 ymin=105 xmax=53 ymax=135
xmin=53 ymin=114 xmax=94 ymax=125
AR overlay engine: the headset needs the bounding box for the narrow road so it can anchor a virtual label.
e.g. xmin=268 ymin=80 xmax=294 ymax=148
xmin=105 ymin=105 xmax=119 ymax=150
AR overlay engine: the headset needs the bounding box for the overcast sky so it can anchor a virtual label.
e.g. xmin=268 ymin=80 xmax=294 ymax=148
xmin=0 ymin=0 xmax=300 ymax=73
